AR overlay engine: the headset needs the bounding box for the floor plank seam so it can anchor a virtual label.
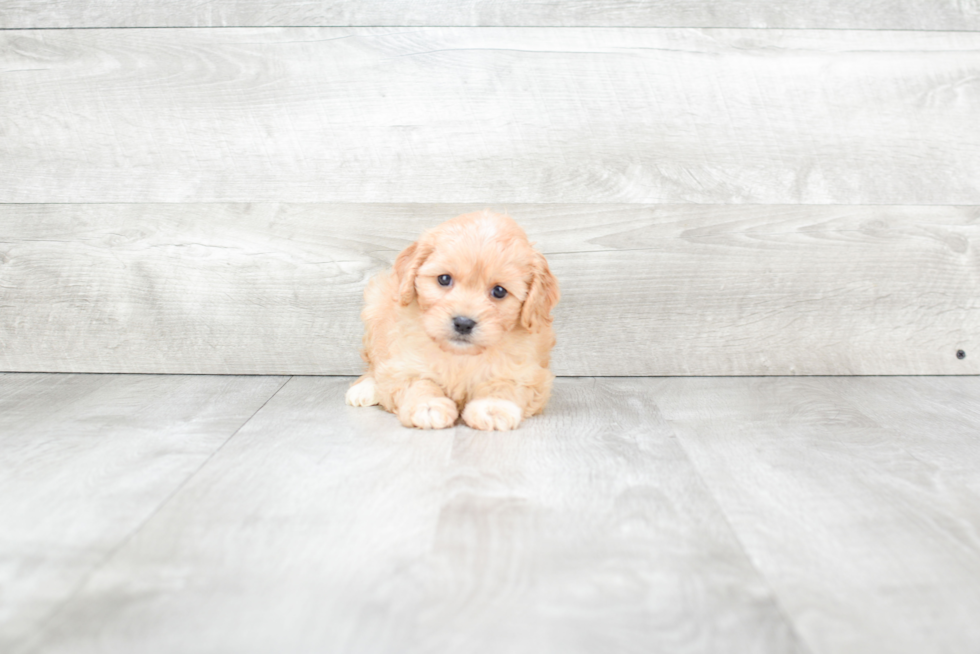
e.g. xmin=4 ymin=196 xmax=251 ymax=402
xmin=658 ymin=412 xmax=817 ymax=654
xmin=9 ymin=375 xmax=294 ymax=654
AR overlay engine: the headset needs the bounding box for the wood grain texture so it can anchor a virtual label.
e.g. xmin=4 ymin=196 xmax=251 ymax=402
xmin=654 ymin=376 xmax=980 ymax=654
xmin=0 ymin=372 xmax=287 ymax=652
xmin=3 ymin=28 xmax=980 ymax=204
xmin=2 ymin=0 xmax=979 ymax=30
xmin=17 ymin=377 xmax=804 ymax=654
xmin=1 ymin=203 xmax=976 ymax=376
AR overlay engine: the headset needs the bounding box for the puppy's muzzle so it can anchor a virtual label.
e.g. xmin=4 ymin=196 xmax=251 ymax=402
xmin=452 ymin=316 xmax=477 ymax=336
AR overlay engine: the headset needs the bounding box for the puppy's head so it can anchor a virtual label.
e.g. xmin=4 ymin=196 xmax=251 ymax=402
xmin=394 ymin=211 xmax=559 ymax=354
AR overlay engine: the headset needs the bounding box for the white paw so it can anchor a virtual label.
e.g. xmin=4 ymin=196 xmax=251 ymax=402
xmin=409 ymin=397 xmax=458 ymax=430
xmin=345 ymin=378 xmax=379 ymax=407
xmin=462 ymin=398 xmax=523 ymax=431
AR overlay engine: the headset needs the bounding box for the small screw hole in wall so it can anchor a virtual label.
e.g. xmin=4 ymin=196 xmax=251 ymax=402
xmin=957 ymin=350 xmax=966 ymax=360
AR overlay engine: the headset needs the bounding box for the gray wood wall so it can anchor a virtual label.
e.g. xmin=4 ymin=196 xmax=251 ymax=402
xmin=1 ymin=3 xmax=978 ymax=375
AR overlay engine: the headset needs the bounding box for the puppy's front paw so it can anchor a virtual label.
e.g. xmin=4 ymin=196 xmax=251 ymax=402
xmin=462 ymin=398 xmax=523 ymax=431
xmin=345 ymin=378 xmax=379 ymax=407
xmin=406 ymin=397 xmax=458 ymax=430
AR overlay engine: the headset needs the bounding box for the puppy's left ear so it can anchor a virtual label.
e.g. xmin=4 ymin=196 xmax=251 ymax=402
xmin=393 ymin=238 xmax=433 ymax=306
xmin=520 ymin=251 xmax=560 ymax=332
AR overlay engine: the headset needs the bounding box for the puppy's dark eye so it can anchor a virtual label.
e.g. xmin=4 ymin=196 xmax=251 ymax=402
xmin=491 ymin=285 xmax=507 ymax=299
xmin=437 ymin=274 xmax=452 ymax=287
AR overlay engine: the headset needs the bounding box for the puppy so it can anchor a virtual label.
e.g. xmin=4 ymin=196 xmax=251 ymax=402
xmin=345 ymin=210 xmax=559 ymax=430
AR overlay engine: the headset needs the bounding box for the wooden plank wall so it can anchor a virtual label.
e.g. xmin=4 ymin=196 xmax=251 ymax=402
xmin=1 ymin=3 xmax=978 ymax=375
xmin=2 ymin=1 xmax=979 ymax=29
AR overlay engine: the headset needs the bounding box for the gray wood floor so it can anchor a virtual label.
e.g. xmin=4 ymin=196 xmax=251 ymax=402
xmin=3 ymin=373 xmax=979 ymax=653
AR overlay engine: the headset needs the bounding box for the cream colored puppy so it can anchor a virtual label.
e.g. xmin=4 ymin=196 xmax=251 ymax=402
xmin=345 ymin=211 xmax=559 ymax=430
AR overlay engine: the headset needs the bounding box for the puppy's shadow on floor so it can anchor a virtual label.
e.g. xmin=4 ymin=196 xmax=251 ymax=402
xmin=338 ymin=381 xmax=601 ymax=457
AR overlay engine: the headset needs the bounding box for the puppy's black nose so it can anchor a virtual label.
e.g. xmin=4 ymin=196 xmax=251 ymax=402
xmin=453 ymin=316 xmax=477 ymax=335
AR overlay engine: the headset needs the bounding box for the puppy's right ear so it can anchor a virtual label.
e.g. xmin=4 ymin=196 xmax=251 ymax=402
xmin=393 ymin=239 xmax=433 ymax=306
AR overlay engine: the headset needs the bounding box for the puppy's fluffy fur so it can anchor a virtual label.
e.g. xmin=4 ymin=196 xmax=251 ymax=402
xmin=345 ymin=211 xmax=559 ymax=431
